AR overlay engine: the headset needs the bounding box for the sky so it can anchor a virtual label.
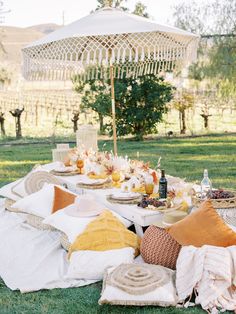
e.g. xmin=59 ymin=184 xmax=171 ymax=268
xmin=2 ymin=0 xmax=209 ymax=28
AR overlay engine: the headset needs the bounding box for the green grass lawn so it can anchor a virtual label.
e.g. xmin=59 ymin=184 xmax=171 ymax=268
xmin=0 ymin=134 xmax=235 ymax=314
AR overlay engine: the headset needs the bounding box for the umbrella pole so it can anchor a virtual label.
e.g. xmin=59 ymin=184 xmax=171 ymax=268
xmin=110 ymin=64 xmax=118 ymax=156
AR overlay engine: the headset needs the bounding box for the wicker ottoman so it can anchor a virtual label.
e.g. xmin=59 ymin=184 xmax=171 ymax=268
xmin=140 ymin=225 xmax=181 ymax=270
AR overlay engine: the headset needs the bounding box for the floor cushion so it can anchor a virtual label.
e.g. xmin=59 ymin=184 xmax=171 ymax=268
xmin=99 ymin=263 xmax=178 ymax=306
xmin=167 ymin=200 xmax=236 ymax=247
xmin=140 ymin=225 xmax=181 ymax=270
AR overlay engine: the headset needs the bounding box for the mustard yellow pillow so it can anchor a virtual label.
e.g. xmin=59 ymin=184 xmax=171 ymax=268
xmin=166 ymin=200 xmax=236 ymax=247
xmin=52 ymin=186 xmax=76 ymax=214
xmin=68 ymin=210 xmax=140 ymax=258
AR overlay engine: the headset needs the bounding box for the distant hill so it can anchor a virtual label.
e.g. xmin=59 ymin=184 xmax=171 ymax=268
xmin=26 ymin=23 xmax=61 ymax=34
xmin=0 ymin=23 xmax=61 ymax=86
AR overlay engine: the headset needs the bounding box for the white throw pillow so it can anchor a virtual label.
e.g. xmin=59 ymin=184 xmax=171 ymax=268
xmin=11 ymin=183 xmax=54 ymax=218
xmin=11 ymin=183 xmax=75 ymax=218
xmin=67 ymin=248 xmax=135 ymax=280
xmin=43 ymin=208 xmax=132 ymax=243
xmin=0 ymin=179 xmax=22 ymax=201
xmin=99 ymin=264 xmax=178 ymax=306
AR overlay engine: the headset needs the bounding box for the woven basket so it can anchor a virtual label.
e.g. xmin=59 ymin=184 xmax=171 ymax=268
xmin=60 ymin=233 xmax=71 ymax=251
xmin=26 ymin=214 xmax=56 ymax=231
xmin=192 ymin=191 xmax=236 ymax=209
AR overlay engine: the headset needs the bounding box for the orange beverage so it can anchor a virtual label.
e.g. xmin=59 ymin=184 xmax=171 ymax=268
xmin=76 ymin=159 xmax=84 ymax=171
xmin=112 ymin=171 xmax=121 ymax=184
xmin=145 ymin=183 xmax=154 ymax=195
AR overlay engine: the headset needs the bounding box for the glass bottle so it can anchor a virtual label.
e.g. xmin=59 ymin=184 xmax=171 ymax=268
xmin=201 ymin=169 xmax=212 ymax=199
xmin=159 ymin=169 xmax=167 ymax=199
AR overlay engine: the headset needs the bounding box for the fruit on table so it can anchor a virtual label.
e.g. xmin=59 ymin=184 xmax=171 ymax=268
xmin=138 ymin=196 xmax=166 ymax=208
xmin=208 ymin=189 xmax=234 ymax=199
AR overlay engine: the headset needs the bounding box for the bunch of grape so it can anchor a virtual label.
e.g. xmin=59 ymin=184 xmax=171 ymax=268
xmin=138 ymin=196 xmax=165 ymax=208
xmin=208 ymin=189 xmax=234 ymax=199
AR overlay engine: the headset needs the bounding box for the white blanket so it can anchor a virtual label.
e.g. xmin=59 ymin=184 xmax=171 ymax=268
xmin=0 ymin=200 xmax=96 ymax=293
xmin=176 ymin=245 xmax=236 ymax=312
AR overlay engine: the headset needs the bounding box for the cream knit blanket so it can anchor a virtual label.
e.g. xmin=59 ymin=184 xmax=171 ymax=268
xmin=176 ymin=245 xmax=236 ymax=313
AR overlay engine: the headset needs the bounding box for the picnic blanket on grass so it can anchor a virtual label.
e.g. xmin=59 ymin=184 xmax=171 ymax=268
xmin=0 ymin=199 xmax=96 ymax=293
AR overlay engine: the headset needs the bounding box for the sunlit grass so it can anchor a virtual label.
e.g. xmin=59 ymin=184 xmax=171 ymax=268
xmin=0 ymin=134 xmax=235 ymax=313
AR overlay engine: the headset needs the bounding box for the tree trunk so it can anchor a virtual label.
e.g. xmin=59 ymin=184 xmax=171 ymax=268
xmin=71 ymin=111 xmax=80 ymax=133
xmin=0 ymin=112 xmax=6 ymax=136
xmin=98 ymin=113 xmax=105 ymax=134
xmin=180 ymin=110 xmax=186 ymax=134
xmin=9 ymin=108 xmax=24 ymax=138
xmin=179 ymin=111 xmax=182 ymax=134
xmin=200 ymin=114 xmax=212 ymax=129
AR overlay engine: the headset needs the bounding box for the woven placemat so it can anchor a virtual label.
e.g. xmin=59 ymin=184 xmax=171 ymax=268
xmin=24 ymin=171 xmax=62 ymax=195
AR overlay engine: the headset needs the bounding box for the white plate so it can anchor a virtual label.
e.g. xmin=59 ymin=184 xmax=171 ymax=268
xmin=110 ymin=191 xmax=140 ymax=200
xmin=78 ymin=177 xmax=108 ymax=186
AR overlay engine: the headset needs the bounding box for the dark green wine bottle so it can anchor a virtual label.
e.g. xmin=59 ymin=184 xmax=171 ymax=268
xmin=159 ymin=169 xmax=167 ymax=199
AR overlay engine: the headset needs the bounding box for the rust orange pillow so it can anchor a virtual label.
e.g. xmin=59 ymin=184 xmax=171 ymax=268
xmin=166 ymin=200 xmax=236 ymax=247
xmin=52 ymin=186 xmax=76 ymax=214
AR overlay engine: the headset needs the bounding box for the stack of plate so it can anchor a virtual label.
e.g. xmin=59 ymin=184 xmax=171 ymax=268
xmin=50 ymin=169 xmax=81 ymax=176
xmin=77 ymin=178 xmax=111 ymax=189
xmin=107 ymin=191 xmax=141 ymax=204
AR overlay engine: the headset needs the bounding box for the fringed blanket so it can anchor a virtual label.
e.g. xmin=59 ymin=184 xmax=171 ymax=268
xmin=176 ymin=245 xmax=236 ymax=313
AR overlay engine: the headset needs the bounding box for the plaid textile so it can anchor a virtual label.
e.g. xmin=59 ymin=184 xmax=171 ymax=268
xmin=140 ymin=225 xmax=181 ymax=270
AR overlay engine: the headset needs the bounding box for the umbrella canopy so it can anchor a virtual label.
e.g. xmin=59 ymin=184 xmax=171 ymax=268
xmin=22 ymin=7 xmax=199 ymax=155
xmin=22 ymin=7 xmax=199 ymax=81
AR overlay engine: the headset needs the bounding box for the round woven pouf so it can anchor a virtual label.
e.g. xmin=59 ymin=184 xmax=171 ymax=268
xmin=24 ymin=171 xmax=62 ymax=194
xmin=140 ymin=225 xmax=181 ymax=270
xmin=107 ymin=263 xmax=170 ymax=295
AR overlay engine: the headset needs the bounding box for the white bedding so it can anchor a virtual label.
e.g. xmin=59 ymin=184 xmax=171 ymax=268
xmin=0 ymin=199 xmax=96 ymax=293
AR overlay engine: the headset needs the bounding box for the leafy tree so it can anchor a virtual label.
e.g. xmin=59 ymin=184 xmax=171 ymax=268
xmin=173 ymin=0 xmax=236 ymax=83
xmin=96 ymin=0 xmax=127 ymax=9
xmin=133 ymin=1 xmax=149 ymax=18
xmin=74 ymin=75 xmax=174 ymax=140
xmin=173 ymin=91 xmax=194 ymax=134
xmin=0 ymin=67 xmax=11 ymax=84
xmin=74 ymin=78 xmax=111 ymax=134
xmin=95 ymin=0 xmax=150 ymax=17
xmin=113 ymin=75 xmax=174 ymax=140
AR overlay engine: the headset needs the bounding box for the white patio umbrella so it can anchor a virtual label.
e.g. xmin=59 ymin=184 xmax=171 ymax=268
xmin=22 ymin=6 xmax=199 ymax=155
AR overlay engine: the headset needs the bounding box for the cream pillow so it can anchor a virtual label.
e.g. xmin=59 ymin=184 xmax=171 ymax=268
xmin=67 ymin=248 xmax=135 ymax=280
xmin=43 ymin=209 xmax=132 ymax=243
xmin=11 ymin=183 xmax=54 ymax=218
xmin=11 ymin=184 xmax=75 ymax=218
xmin=99 ymin=263 xmax=178 ymax=306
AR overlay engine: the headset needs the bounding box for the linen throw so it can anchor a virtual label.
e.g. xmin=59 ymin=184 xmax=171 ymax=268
xmin=176 ymin=245 xmax=236 ymax=312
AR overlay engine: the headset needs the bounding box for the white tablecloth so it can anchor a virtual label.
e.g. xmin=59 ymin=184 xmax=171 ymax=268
xmin=0 ymin=199 xmax=96 ymax=293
